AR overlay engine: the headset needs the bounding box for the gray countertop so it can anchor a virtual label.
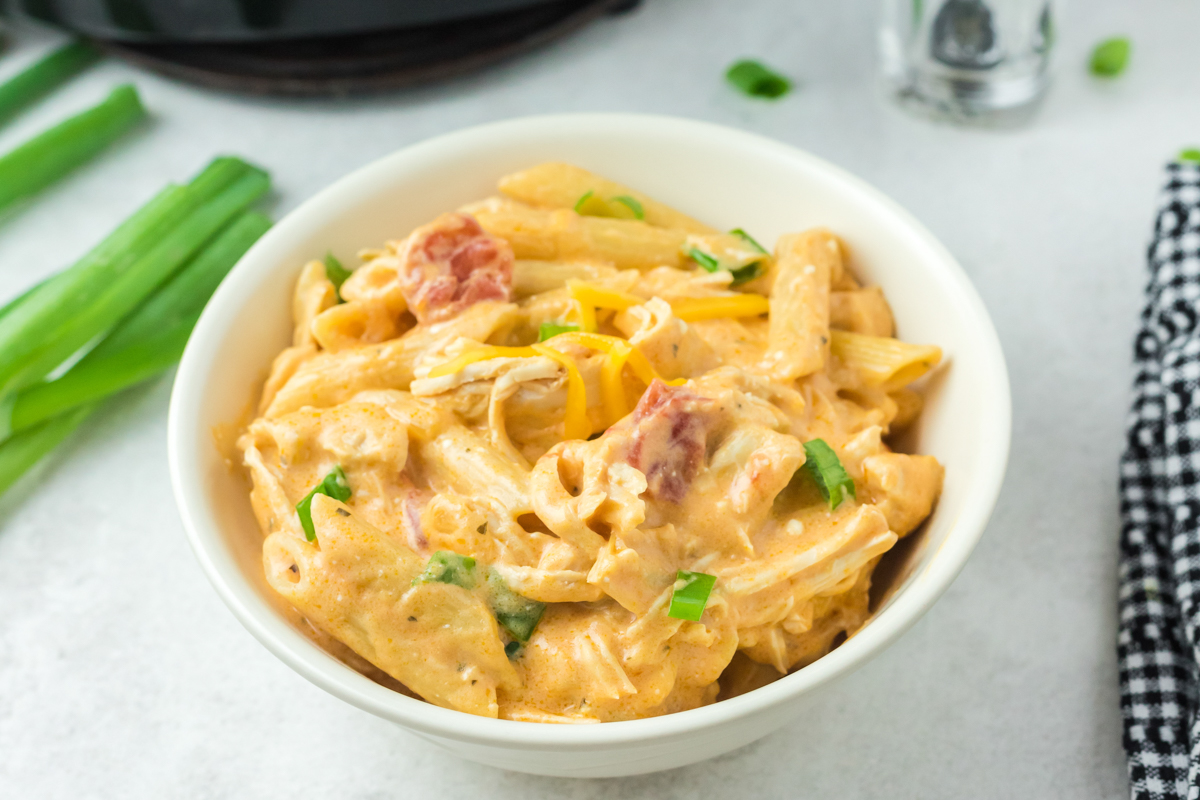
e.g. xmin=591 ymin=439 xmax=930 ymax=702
xmin=1 ymin=1 xmax=1191 ymax=796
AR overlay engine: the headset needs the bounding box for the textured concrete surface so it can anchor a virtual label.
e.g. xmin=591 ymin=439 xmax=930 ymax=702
xmin=1 ymin=1 xmax=1193 ymax=797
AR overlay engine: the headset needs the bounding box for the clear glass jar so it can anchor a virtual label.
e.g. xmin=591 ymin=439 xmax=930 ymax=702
xmin=879 ymin=0 xmax=1057 ymax=123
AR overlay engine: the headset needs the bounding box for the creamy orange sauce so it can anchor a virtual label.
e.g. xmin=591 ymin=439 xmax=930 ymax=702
xmin=238 ymin=164 xmax=944 ymax=722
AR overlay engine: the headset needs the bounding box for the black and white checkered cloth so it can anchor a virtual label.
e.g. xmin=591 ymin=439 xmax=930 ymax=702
xmin=1120 ymin=160 xmax=1200 ymax=800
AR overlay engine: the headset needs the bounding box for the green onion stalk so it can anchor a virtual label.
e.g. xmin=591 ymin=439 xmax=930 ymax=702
xmin=0 ymin=41 xmax=100 ymax=130
xmin=0 ymin=404 xmax=94 ymax=497
xmin=0 ymin=158 xmax=271 ymax=495
xmin=7 ymin=211 xmax=272 ymax=436
xmin=0 ymin=156 xmax=269 ymax=402
xmin=0 ymin=83 xmax=146 ymax=217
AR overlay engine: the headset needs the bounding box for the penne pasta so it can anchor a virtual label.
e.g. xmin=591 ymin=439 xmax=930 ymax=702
xmin=264 ymin=301 xmax=518 ymax=417
xmin=512 ymin=260 xmax=621 ymax=297
xmin=498 ymin=162 xmax=717 ymax=234
xmin=263 ymin=494 xmax=518 ymax=717
xmin=292 ymin=260 xmax=337 ymax=347
xmin=759 ymin=229 xmax=837 ymax=381
xmin=310 ymin=298 xmax=402 ymax=352
xmin=468 ymin=197 xmax=684 ymax=269
xmin=830 ymin=329 xmax=943 ymax=390
xmin=239 ymin=162 xmax=946 ymax=723
xmin=469 ymin=197 xmax=762 ymax=274
xmin=830 ymin=286 xmax=895 ymax=337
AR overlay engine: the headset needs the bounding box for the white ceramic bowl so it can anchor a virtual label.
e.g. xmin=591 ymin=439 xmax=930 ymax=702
xmin=168 ymin=114 xmax=1011 ymax=778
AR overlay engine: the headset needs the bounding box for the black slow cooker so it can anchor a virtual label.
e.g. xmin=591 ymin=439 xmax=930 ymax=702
xmin=10 ymin=0 xmax=640 ymax=95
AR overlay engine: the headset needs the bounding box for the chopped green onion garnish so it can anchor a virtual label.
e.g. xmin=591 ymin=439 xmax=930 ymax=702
xmin=538 ymin=321 xmax=579 ymax=341
xmin=730 ymin=228 xmax=768 ymax=254
xmin=1090 ymin=37 xmax=1130 ymax=77
xmin=726 ymin=60 xmax=792 ymax=99
xmin=487 ymin=570 xmax=545 ymax=641
xmin=611 ymin=195 xmax=645 ymax=220
xmin=574 ymin=190 xmax=599 ymax=213
xmin=688 ymin=247 xmax=721 ymax=273
xmin=0 ymin=41 xmax=99 ymax=131
xmin=504 ymin=640 xmax=522 ymax=659
xmin=295 ymin=465 xmax=351 ymax=542
xmin=575 ymin=190 xmax=643 ymax=221
xmin=668 ymin=570 xmax=717 ymax=622
xmin=324 ymin=252 xmax=352 ymax=296
xmin=802 ymin=439 xmax=856 ymax=510
xmin=1181 ymin=149 xmax=1200 ymax=164
xmin=729 ymin=262 xmax=763 ymax=286
xmin=0 ymin=84 xmax=147 ymax=218
xmin=690 ymin=245 xmax=761 ymax=286
xmin=415 ymin=550 xmax=477 ymax=589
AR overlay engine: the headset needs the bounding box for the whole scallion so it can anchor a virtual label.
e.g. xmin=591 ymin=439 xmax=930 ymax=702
xmin=0 ymin=41 xmax=99 ymax=130
xmin=6 ymin=211 xmax=272 ymax=436
xmin=0 ymin=275 xmax=55 ymax=328
xmin=0 ymin=84 xmax=146 ymax=217
xmin=0 ymin=404 xmax=93 ymax=497
xmin=0 ymin=156 xmax=269 ymax=400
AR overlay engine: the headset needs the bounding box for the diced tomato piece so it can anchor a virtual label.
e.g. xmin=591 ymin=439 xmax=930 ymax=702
xmin=398 ymin=212 xmax=513 ymax=323
xmin=625 ymin=380 xmax=714 ymax=503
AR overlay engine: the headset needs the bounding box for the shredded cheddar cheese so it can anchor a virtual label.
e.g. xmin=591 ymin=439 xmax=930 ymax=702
xmin=544 ymin=332 xmax=686 ymax=426
xmin=599 ymin=339 xmax=634 ymax=424
xmin=567 ymin=280 xmax=644 ymax=333
xmin=567 ymin=279 xmax=770 ymax=327
xmin=529 ymin=343 xmax=590 ymax=440
xmin=426 ymin=332 xmax=686 ymax=435
xmin=670 ymin=294 xmax=771 ymax=322
xmin=566 ymin=280 xmax=643 ymax=311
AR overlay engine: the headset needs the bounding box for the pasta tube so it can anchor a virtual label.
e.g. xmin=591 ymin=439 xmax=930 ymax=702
xmin=829 ymin=329 xmax=943 ymax=390
xmin=512 ymin=260 xmax=620 ymax=297
xmin=498 ymin=162 xmax=716 ymax=234
xmin=264 ymin=301 xmax=517 ymax=418
xmin=830 ymin=286 xmax=895 ymax=338
xmin=419 ymin=422 xmax=533 ymax=512
xmin=470 ymin=198 xmax=683 ymax=269
xmin=760 ymin=229 xmax=839 ymax=381
xmin=262 ymin=495 xmax=519 ymax=717
xmin=292 ymin=261 xmax=337 ymax=347
xmin=470 ymin=198 xmax=758 ymax=274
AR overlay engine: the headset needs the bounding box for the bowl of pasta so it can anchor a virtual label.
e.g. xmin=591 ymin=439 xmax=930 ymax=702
xmin=168 ymin=114 xmax=1010 ymax=777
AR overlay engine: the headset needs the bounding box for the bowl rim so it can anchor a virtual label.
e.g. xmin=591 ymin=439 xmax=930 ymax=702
xmin=168 ymin=112 xmax=1012 ymax=749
